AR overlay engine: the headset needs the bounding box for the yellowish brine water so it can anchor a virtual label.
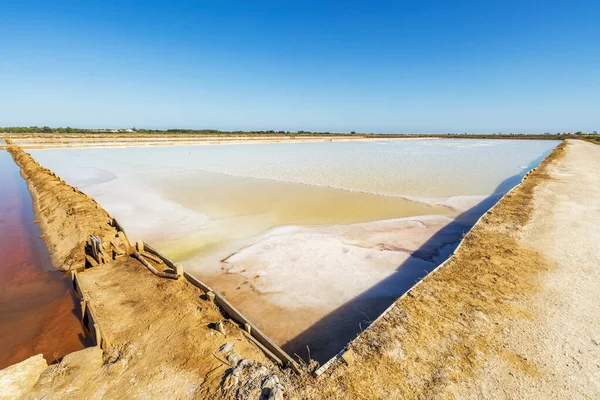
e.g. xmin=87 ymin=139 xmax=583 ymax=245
xmin=31 ymin=138 xmax=559 ymax=362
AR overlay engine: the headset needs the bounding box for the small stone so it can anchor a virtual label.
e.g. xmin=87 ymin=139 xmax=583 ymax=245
xmin=227 ymin=353 xmax=241 ymax=365
xmin=215 ymin=320 xmax=227 ymax=335
xmin=262 ymin=376 xmax=277 ymax=390
xmin=219 ymin=343 xmax=234 ymax=353
xmin=238 ymin=359 xmax=251 ymax=368
xmin=269 ymin=385 xmax=284 ymax=400
xmin=223 ymin=373 xmax=238 ymax=389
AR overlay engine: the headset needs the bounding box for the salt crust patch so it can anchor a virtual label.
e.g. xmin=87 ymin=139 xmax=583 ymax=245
xmin=223 ymin=215 xmax=458 ymax=310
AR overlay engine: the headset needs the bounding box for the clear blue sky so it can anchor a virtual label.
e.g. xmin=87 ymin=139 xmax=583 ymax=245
xmin=1 ymin=1 xmax=598 ymax=133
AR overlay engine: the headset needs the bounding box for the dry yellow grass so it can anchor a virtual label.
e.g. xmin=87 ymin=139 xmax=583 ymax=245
xmin=292 ymin=142 xmax=567 ymax=399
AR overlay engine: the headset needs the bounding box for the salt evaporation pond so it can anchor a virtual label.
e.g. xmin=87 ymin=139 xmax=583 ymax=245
xmin=31 ymin=139 xmax=558 ymax=362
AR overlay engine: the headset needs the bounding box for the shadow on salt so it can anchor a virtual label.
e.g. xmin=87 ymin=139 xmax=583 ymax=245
xmin=282 ymin=151 xmax=552 ymax=364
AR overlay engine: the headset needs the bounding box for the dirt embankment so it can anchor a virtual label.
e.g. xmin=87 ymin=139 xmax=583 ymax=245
xmin=6 ymin=145 xmax=119 ymax=270
xmin=292 ymin=141 xmax=569 ymax=398
xmin=3 ymin=144 xmax=286 ymax=399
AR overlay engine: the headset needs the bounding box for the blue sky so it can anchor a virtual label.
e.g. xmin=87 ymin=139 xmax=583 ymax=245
xmin=1 ymin=1 xmax=598 ymax=133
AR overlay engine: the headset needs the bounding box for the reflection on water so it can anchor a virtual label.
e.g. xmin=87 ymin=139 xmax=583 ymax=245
xmin=0 ymin=151 xmax=91 ymax=369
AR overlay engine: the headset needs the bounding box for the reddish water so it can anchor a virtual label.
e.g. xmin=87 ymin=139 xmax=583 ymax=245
xmin=0 ymin=151 xmax=91 ymax=369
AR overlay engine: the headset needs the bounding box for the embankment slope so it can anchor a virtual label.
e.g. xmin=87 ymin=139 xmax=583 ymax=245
xmin=6 ymin=145 xmax=119 ymax=270
xmin=4 ymin=145 xmax=283 ymax=399
xmin=295 ymin=140 xmax=600 ymax=398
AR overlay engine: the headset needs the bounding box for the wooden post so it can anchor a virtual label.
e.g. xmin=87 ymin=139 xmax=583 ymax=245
xmin=94 ymin=323 xmax=101 ymax=348
xmin=175 ymin=263 xmax=184 ymax=277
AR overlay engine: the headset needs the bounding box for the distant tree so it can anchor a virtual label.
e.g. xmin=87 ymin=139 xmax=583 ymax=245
xmin=42 ymin=126 xmax=52 ymax=133
xmin=350 ymin=131 xmax=356 ymax=134
xmin=575 ymin=131 xmax=583 ymax=135
xmin=593 ymin=131 xmax=598 ymax=135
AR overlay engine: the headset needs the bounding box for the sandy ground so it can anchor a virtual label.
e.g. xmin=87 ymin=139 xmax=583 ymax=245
xmin=454 ymin=139 xmax=600 ymax=398
xmin=293 ymin=140 xmax=600 ymax=398
xmin=19 ymin=256 xmax=278 ymax=399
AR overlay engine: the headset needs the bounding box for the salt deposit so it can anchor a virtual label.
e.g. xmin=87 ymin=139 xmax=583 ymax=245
xmin=30 ymin=139 xmax=558 ymax=361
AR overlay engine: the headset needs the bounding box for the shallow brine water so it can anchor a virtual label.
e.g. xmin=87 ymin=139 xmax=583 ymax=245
xmin=31 ymin=139 xmax=558 ymax=362
xmin=0 ymin=151 xmax=91 ymax=369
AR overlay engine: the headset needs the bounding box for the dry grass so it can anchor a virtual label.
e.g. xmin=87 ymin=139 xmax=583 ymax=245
xmin=292 ymin=141 xmax=567 ymax=399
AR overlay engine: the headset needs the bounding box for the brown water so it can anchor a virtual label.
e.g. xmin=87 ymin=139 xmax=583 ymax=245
xmin=0 ymin=151 xmax=91 ymax=369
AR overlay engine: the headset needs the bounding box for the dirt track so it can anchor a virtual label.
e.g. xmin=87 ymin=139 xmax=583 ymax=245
xmin=457 ymin=139 xmax=600 ymax=398
xmin=295 ymin=140 xmax=600 ymax=398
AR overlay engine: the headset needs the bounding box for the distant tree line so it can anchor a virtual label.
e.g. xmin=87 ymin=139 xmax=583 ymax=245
xmin=1 ymin=126 xmax=599 ymax=141
xmin=0 ymin=126 xmax=338 ymax=135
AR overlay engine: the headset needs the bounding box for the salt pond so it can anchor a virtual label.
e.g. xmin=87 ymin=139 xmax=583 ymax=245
xmin=31 ymin=138 xmax=558 ymax=362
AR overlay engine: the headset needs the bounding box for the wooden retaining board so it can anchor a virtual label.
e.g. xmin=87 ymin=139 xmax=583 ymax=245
xmin=142 ymin=242 xmax=300 ymax=373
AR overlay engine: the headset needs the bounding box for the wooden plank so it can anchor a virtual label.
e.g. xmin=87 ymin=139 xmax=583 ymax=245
xmin=143 ymin=243 xmax=300 ymax=373
xmin=212 ymin=291 xmax=300 ymax=373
